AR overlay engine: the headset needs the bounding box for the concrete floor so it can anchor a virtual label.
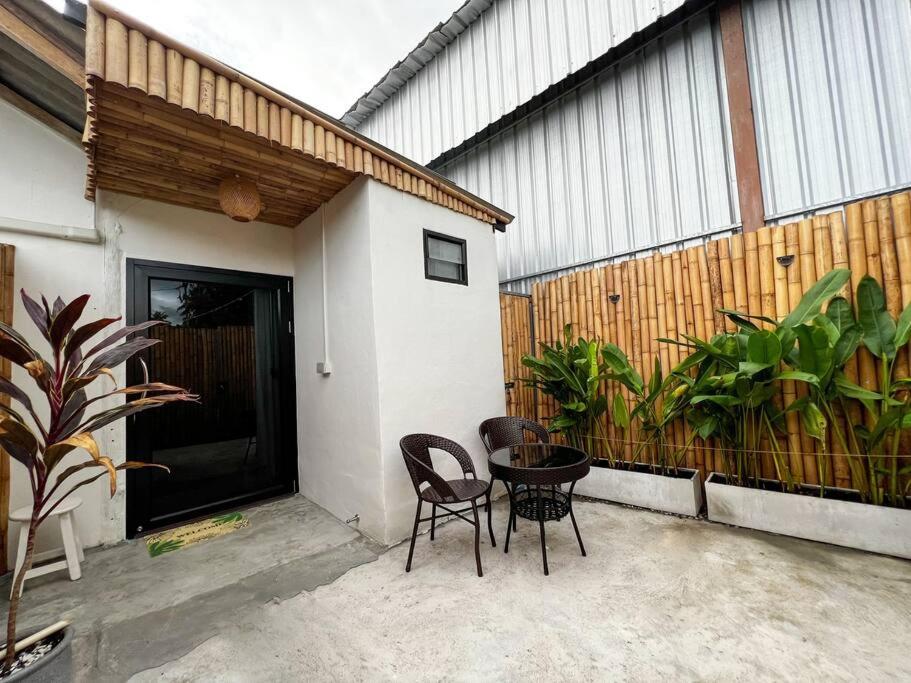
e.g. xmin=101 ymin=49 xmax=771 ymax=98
xmin=5 ymin=495 xmax=911 ymax=681
xmin=3 ymin=496 xmax=382 ymax=681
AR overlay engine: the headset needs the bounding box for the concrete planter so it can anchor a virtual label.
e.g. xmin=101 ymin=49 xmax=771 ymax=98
xmin=704 ymin=473 xmax=911 ymax=559
xmin=574 ymin=462 xmax=703 ymax=517
xmin=2 ymin=624 xmax=73 ymax=682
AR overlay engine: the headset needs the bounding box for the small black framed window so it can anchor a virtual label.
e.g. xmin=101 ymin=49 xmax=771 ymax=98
xmin=423 ymin=229 xmax=467 ymax=285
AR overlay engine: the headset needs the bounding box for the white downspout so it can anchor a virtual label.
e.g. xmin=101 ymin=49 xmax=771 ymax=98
xmin=317 ymin=203 xmax=332 ymax=375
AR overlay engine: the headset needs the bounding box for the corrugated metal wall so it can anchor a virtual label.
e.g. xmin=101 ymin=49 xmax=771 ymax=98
xmin=437 ymin=10 xmax=739 ymax=290
xmin=744 ymin=0 xmax=911 ymax=220
xmin=356 ymin=0 xmax=687 ymax=165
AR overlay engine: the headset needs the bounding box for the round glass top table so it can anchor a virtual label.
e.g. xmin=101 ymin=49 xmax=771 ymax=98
xmin=487 ymin=443 xmax=590 ymax=575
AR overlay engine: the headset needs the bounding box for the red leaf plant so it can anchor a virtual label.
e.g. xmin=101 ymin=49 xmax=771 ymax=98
xmin=1 ymin=291 xmax=196 ymax=673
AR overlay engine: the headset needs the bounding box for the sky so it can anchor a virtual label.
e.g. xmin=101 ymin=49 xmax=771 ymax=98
xmin=60 ymin=0 xmax=461 ymax=118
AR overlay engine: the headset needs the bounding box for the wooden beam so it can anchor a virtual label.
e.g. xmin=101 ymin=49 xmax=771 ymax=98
xmin=0 ymin=244 xmax=13 ymax=576
xmin=0 ymin=83 xmax=81 ymax=144
xmin=719 ymin=0 xmax=765 ymax=233
xmin=0 ymin=3 xmax=84 ymax=86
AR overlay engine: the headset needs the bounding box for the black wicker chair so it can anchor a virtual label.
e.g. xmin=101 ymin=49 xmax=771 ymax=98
xmin=479 ymin=417 xmax=550 ymax=532
xmin=478 ymin=416 xmax=550 ymax=454
xmin=400 ymin=434 xmax=495 ymax=577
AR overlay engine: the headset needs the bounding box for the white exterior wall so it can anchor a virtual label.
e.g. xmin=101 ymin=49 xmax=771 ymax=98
xmin=367 ymin=181 xmax=505 ymax=544
xmin=0 ymin=99 xmax=296 ymax=560
xmin=293 ymin=178 xmax=506 ymax=545
xmin=293 ymin=179 xmax=386 ymax=542
xmin=2 ymin=97 xmax=504 ymax=558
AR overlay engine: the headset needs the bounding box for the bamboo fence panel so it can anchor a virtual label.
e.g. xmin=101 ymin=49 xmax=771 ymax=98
xmin=498 ymin=293 xmax=536 ymax=420
xmin=499 ymin=190 xmax=911 ymax=486
xmin=0 ymin=244 xmax=13 ymax=575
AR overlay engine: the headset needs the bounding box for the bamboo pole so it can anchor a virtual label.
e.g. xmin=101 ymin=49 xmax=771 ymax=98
xmin=717 ymin=238 xmax=736 ymax=329
xmin=214 ymin=75 xmax=229 ymax=122
xmin=824 ymin=210 xmax=852 ymax=488
xmin=862 ymin=200 xmax=883 ymax=285
xmin=756 ymin=227 xmax=777 ymax=477
xmin=705 ymin=240 xmax=726 ymax=333
xmin=684 ymin=247 xmax=706 ymax=473
xmin=85 ymin=6 xmax=106 ymax=79
xmin=846 ymin=203 xmax=877 ymax=393
xmin=104 ymin=18 xmax=128 ymax=87
xmin=789 ymin=222 xmax=818 ymax=485
xmin=198 ymin=67 xmax=215 ymax=118
xmin=147 ymin=40 xmax=166 ymax=99
xmin=730 ymin=234 xmax=748 ymax=312
xmin=127 ymin=29 xmax=148 ymax=91
xmin=242 ymin=88 xmax=256 ymax=134
xmin=678 ymin=250 xmax=697 ymax=470
xmin=180 ymin=58 xmax=200 ymax=112
xmin=774 ymin=224 xmax=804 ymax=483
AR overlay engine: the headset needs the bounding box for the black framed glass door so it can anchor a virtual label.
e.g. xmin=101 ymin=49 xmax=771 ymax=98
xmin=126 ymin=259 xmax=297 ymax=537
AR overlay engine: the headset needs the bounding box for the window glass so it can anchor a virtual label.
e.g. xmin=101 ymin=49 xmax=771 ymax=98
xmin=428 ymin=237 xmax=464 ymax=264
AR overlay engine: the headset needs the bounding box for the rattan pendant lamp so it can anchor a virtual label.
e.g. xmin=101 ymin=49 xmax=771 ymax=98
xmin=218 ymin=174 xmax=261 ymax=222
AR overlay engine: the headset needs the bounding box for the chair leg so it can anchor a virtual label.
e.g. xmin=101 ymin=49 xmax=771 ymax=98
xmin=59 ymin=512 xmax=82 ymax=581
xmin=485 ymin=493 xmax=496 ymax=547
xmin=470 ymin=500 xmax=482 ymax=577
xmin=511 ymin=483 xmax=517 ymax=532
xmin=537 ymin=485 xmax=549 ymax=576
xmin=405 ymin=499 xmax=422 ymax=572
xmin=430 ymin=504 xmax=437 ymax=541
xmin=568 ymin=483 xmax=586 ymax=556
xmin=504 ymin=484 xmax=516 ymax=554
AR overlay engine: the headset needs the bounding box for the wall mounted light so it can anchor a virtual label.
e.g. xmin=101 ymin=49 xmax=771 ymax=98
xmin=776 ymin=254 xmax=795 ymax=267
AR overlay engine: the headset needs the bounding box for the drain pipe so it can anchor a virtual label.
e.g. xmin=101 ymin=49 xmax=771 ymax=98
xmin=317 ymin=203 xmax=332 ymax=376
xmin=0 ymin=215 xmax=100 ymax=243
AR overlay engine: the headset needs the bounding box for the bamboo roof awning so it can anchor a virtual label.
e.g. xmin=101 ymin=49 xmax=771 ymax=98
xmin=82 ymin=0 xmax=513 ymax=229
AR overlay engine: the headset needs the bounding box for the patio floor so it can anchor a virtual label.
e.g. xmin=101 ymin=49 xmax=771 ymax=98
xmin=6 ymin=495 xmax=911 ymax=681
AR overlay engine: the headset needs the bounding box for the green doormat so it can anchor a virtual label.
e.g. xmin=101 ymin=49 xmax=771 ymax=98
xmin=145 ymin=512 xmax=249 ymax=557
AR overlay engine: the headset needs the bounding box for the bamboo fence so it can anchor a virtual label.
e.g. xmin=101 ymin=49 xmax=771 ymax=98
xmin=499 ymin=292 xmax=537 ymax=420
xmin=498 ymin=190 xmax=911 ymax=487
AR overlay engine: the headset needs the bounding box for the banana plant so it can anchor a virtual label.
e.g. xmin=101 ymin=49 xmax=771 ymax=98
xmin=601 ymin=345 xmax=687 ymax=475
xmin=522 ymin=324 xmax=609 ymax=460
xmin=662 ymin=268 xmax=852 ymax=491
xmin=2 ymin=291 xmax=197 ymax=674
xmin=787 ymin=276 xmax=911 ymax=506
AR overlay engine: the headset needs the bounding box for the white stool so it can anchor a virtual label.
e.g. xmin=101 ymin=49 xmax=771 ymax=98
xmin=10 ymin=497 xmax=84 ymax=598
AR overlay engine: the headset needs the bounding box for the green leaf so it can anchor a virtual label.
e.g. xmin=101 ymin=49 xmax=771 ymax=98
xmin=691 ymin=394 xmax=741 ymax=409
xmin=825 ymin=296 xmax=855 ymax=333
xmin=832 ymin=327 xmax=863 ymax=368
xmin=895 ymin=302 xmax=911 ymax=349
xmin=717 ymin=308 xmax=779 ymax=326
xmin=611 ymin=392 xmax=630 ymax=430
xmin=794 ymin=324 xmax=833 ymax=379
xmin=800 ymin=401 xmax=827 ymax=441
xmin=737 ymin=361 xmax=771 ymax=377
xmin=747 ymin=330 xmax=782 ymax=365
xmin=781 ymin=268 xmax=852 ymax=328
xmin=857 ymin=275 xmax=897 ymax=360
xmin=778 ymin=370 xmax=820 ymax=387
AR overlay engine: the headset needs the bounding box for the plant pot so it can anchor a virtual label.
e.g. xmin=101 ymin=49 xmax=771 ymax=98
xmin=704 ymin=472 xmax=911 ymax=559
xmin=573 ymin=461 xmax=703 ymax=517
xmin=1 ymin=624 xmax=73 ymax=682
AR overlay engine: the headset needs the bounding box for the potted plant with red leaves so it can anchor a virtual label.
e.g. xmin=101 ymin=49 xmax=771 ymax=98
xmin=0 ymin=291 xmax=196 ymax=681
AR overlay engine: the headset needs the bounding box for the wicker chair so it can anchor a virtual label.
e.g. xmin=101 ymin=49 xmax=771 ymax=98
xmin=478 ymin=416 xmax=550 ymax=454
xmin=400 ymin=434 xmax=495 ymax=577
xmin=479 ymin=417 xmax=551 ymax=533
